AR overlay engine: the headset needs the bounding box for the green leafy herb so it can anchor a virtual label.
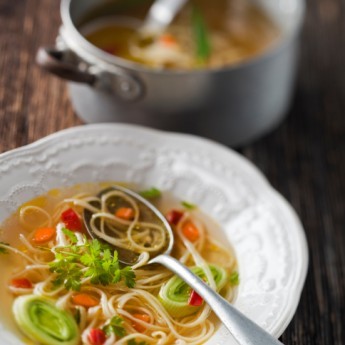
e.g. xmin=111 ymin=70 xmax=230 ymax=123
xmin=127 ymin=340 xmax=149 ymax=345
xmin=139 ymin=187 xmax=161 ymax=199
xmin=50 ymin=252 xmax=83 ymax=291
xmin=192 ymin=6 xmax=211 ymax=64
xmin=229 ymin=271 xmax=240 ymax=286
xmin=181 ymin=201 xmax=197 ymax=210
xmin=49 ymin=239 xmax=136 ymax=291
xmin=103 ymin=316 xmax=126 ymax=337
xmin=61 ymin=228 xmax=78 ymax=244
xmin=120 ymin=266 xmax=136 ymax=288
xmin=0 ymin=241 xmax=10 ymax=254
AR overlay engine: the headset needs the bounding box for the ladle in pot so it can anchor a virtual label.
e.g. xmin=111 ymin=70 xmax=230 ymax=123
xmin=140 ymin=0 xmax=188 ymax=36
xmin=83 ymin=0 xmax=188 ymax=38
xmin=83 ymin=185 xmax=283 ymax=345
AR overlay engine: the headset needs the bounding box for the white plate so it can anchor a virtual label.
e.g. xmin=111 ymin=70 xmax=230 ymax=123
xmin=0 ymin=124 xmax=308 ymax=344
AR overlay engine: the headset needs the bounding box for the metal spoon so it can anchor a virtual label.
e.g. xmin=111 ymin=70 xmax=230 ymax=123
xmin=140 ymin=0 xmax=188 ymax=36
xmin=83 ymin=185 xmax=283 ymax=345
xmin=80 ymin=0 xmax=188 ymax=39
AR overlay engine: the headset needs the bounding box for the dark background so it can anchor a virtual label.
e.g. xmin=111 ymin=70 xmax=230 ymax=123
xmin=0 ymin=0 xmax=344 ymax=344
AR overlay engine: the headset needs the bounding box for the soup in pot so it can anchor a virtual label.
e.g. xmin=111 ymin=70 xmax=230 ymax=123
xmin=82 ymin=0 xmax=280 ymax=70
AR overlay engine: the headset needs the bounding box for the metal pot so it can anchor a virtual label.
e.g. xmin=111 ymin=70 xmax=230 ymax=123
xmin=37 ymin=0 xmax=305 ymax=146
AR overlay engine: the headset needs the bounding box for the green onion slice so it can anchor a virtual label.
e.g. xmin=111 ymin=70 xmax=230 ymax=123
xmin=192 ymin=6 xmax=211 ymax=64
xmin=159 ymin=264 xmax=227 ymax=317
xmin=13 ymin=295 xmax=79 ymax=345
xmin=181 ymin=201 xmax=197 ymax=210
xmin=139 ymin=187 xmax=161 ymax=199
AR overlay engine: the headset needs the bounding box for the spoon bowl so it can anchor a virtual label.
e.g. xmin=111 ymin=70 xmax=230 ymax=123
xmin=83 ymin=185 xmax=174 ymax=265
xmin=140 ymin=0 xmax=188 ymax=37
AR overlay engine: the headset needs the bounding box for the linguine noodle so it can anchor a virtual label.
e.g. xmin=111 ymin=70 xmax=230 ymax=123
xmin=0 ymin=185 xmax=237 ymax=345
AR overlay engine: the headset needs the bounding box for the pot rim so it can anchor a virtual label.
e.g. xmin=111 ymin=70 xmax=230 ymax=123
xmin=60 ymin=0 xmax=306 ymax=76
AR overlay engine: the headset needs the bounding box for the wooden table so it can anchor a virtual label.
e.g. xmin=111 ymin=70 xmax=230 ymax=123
xmin=0 ymin=0 xmax=344 ymax=344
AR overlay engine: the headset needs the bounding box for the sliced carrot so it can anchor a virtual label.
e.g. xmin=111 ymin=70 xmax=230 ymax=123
xmin=159 ymin=34 xmax=177 ymax=46
xmin=182 ymin=221 xmax=200 ymax=242
xmin=133 ymin=313 xmax=150 ymax=322
xmin=32 ymin=227 xmax=56 ymax=244
xmin=72 ymin=293 xmax=99 ymax=308
xmin=132 ymin=313 xmax=150 ymax=333
xmin=10 ymin=278 xmax=32 ymax=289
xmin=115 ymin=207 xmax=134 ymax=220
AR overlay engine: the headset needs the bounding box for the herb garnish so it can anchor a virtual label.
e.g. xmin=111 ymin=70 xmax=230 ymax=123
xmin=0 ymin=241 xmax=10 ymax=254
xmin=181 ymin=201 xmax=197 ymax=210
xmin=61 ymin=228 xmax=78 ymax=243
xmin=229 ymin=271 xmax=240 ymax=286
xmin=140 ymin=187 xmax=161 ymax=199
xmin=103 ymin=316 xmax=126 ymax=337
xmin=127 ymin=340 xmax=149 ymax=345
xmin=50 ymin=252 xmax=83 ymax=291
xmin=49 ymin=235 xmax=135 ymax=291
xmin=192 ymin=5 xmax=211 ymax=64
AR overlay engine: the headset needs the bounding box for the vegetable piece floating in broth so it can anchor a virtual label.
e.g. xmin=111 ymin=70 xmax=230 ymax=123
xmin=139 ymin=187 xmax=161 ymax=199
xmin=49 ymin=237 xmax=136 ymax=291
xmin=10 ymin=278 xmax=33 ymax=289
xmin=13 ymin=295 xmax=79 ymax=345
xmin=166 ymin=209 xmax=184 ymax=225
xmin=88 ymin=328 xmax=106 ymax=345
xmin=192 ymin=5 xmax=211 ymax=64
xmin=61 ymin=208 xmax=83 ymax=231
xmin=32 ymin=227 xmax=56 ymax=244
xmin=189 ymin=290 xmax=204 ymax=306
xmin=158 ymin=264 xmax=228 ymax=317
xmin=0 ymin=183 xmax=238 ymax=345
xmin=103 ymin=315 xmax=126 ymax=337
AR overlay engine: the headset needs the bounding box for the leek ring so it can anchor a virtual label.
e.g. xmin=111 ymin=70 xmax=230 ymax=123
xmin=13 ymin=295 xmax=79 ymax=345
xmin=158 ymin=264 xmax=228 ymax=318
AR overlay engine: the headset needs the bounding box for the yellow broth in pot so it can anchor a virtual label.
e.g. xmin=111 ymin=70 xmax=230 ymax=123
xmin=83 ymin=0 xmax=280 ymax=70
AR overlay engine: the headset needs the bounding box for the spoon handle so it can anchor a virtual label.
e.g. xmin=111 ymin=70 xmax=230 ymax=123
xmin=151 ymin=254 xmax=283 ymax=345
xmin=142 ymin=0 xmax=188 ymax=34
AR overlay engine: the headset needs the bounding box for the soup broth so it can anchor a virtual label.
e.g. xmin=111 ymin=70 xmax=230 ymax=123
xmin=0 ymin=183 xmax=238 ymax=345
xmin=82 ymin=0 xmax=279 ymax=69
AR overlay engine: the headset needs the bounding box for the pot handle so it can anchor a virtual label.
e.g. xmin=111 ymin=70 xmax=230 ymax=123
xmin=36 ymin=47 xmax=96 ymax=85
xmin=36 ymin=46 xmax=144 ymax=101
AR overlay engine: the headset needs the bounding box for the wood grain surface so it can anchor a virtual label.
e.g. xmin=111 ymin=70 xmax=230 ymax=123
xmin=0 ymin=0 xmax=344 ymax=344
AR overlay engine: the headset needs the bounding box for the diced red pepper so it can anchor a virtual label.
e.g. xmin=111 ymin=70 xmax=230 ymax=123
xmin=61 ymin=208 xmax=82 ymax=231
xmin=166 ymin=210 xmax=184 ymax=226
xmin=188 ymin=290 xmax=203 ymax=306
xmin=88 ymin=328 xmax=106 ymax=345
xmin=10 ymin=278 xmax=32 ymax=289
